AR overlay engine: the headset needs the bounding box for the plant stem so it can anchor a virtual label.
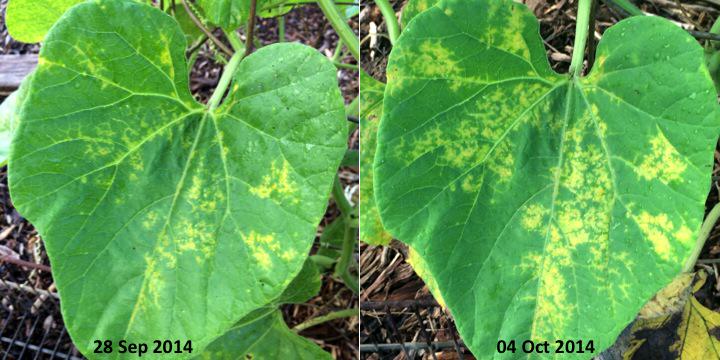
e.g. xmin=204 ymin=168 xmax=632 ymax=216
xmin=334 ymin=61 xmax=358 ymax=70
xmin=293 ymin=308 xmax=358 ymax=332
xmin=224 ymin=29 xmax=245 ymax=53
xmin=569 ymin=0 xmax=593 ymax=77
xmin=317 ymin=0 xmax=360 ymax=61
xmin=332 ymin=176 xmax=359 ymax=293
xmin=374 ymin=0 xmax=399 ymax=45
xmin=278 ymin=15 xmax=286 ymax=42
xmin=332 ymin=176 xmax=354 ymax=216
xmin=605 ymin=0 xmax=644 ymax=17
xmin=207 ymin=51 xmax=244 ymax=110
xmin=683 ymin=203 xmax=720 ymax=272
xmin=181 ymin=0 xmax=234 ymax=56
xmin=246 ymin=0 xmax=258 ymax=57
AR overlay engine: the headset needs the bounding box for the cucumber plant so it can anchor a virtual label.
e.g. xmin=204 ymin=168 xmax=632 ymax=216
xmin=372 ymin=0 xmax=720 ymax=357
xmin=4 ymin=0 xmax=359 ymax=358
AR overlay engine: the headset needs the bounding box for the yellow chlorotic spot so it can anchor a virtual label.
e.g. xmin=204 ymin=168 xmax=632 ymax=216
xmin=280 ymin=249 xmax=298 ymax=262
xmin=675 ymin=225 xmax=694 ymax=245
xmin=522 ymin=204 xmax=548 ymax=232
xmin=242 ymin=231 xmax=279 ymax=269
xmin=461 ymin=173 xmax=483 ymax=193
xmin=637 ymin=129 xmax=687 ymax=184
xmin=250 ymin=160 xmax=299 ymax=204
xmin=635 ymin=211 xmax=674 ymax=261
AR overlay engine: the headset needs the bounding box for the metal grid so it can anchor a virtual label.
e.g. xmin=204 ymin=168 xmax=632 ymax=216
xmin=360 ymin=298 xmax=472 ymax=359
xmin=0 ymin=263 xmax=83 ymax=360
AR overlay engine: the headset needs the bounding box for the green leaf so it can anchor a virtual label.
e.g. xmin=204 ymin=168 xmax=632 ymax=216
xmin=0 ymin=75 xmax=31 ymax=164
xmin=276 ymin=257 xmax=322 ymax=304
xmin=196 ymin=0 xmax=249 ymax=30
xmin=6 ymin=0 xmax=84 ymax=43
xmin=197 ymin=310 xmax=332 ymax=360
xmin=374 ymin=0 xmax=720 ymax=356
xmin=9 ymin=0 xmax=346 ymax=358
xmin=400 ymin=0 xmax=437 ymax=29
xmin=359 ymin=71 xmax=391 ymax=246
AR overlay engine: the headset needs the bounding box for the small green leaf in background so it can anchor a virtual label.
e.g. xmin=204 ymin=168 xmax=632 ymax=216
xmin=196 ymin=0 xmax=249 ymax=30
xmin=400 ymin=0 xmax=437 ymax=29
xmin=198 ymin=311 xmax=332 ymax=360
xmin=359 ymin=71 xmax=391 ymax=246
xmin=374 ymin=0 xmax=720 ymax=356
xmin=276 ymin=258 xmax=323 ymax=304
xmin=6 ymin=0 xmax=84 ymax=43
xmin=0 ymin=74 xmax=31 ymax=164
xmin=9 ymin=0 xmax=345 ymax=358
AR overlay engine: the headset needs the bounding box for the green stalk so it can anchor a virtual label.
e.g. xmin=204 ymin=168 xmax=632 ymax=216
xmin=317 ymin=0 xmax=360 ymax=61
xmin=683 ymin=203 xmax=720 ymax=273
xmin=292 ymin=308 xmax=358 ymax=332
xmin=569 ymin=0 xmax=593 ymax=77
xmin=607 ymin=0 xmax=644 ymax=17
xmin=332 ymin=176 xmax=359 ymax=293
xmin=223 ymin=29 xmax=245 ymax=53
xmin=374 ymin=0 xmax=400 ymax=45
xmin=278 ymin=15 xmax=286 ymax=42
xmin=207 ymin=51 xmax=244 ymax=111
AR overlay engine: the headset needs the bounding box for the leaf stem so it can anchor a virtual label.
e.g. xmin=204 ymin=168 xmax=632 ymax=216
xmin=181 ymin=0 xmax=234 ymax=56
xmin=245 ymin=0 xmax=258 ymax=57
xmin=375 ymin=0 xmax=400 ymax=45
xmin=292 ymin=308 xmax=358 ymax=332
xmin=278 ymin=15 xmax=286 ymax=42
xmin=317 ymin=0 xmax=360 ymax=61
xmin=332 ymin=176 xmax=359 ymax=293
xmin=223 ymin=29 xmax=245 ymax=53
xmin=207 ymin=51 xmax=244 ymax=111
xmin=569 ymin=0 xmax=593 ymax=77
xmin=683 ymin=203 xmax=720 ymax=272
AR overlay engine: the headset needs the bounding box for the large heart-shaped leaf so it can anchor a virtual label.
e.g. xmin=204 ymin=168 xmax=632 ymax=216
xmin=374 ymin=0 xmax=720 ymax=356
xmin=9 ymin=0 xmax=345 ymax=358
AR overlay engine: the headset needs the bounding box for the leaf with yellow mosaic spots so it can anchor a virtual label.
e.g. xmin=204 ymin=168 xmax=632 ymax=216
xmin=8 ymin=1 xmax=346 ymax=358
xmin=401 ymin=0 xmax=438 ymax=29
xmin=625 ymin=271 xmax=720 ymax=359
xmin=374 ymin=0 xmax=720 ymax=357
xmin=359 ymin=71 xmax=392 ymax=245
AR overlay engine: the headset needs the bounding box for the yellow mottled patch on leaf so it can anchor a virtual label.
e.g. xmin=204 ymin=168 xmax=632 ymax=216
xmin=521 ymin=204 xmax=548 ymax=231
xmin=633 ymin=211 xmax=684 ymax=261
xmin=250 ymin=160 xmax=299 ymax=204
xmin=242 ymin=231 xmax=279 ymax=269
xmin=637 ymin=130 xmax=687 ymax=184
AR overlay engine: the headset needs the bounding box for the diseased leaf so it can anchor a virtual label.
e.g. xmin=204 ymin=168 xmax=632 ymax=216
xmin=6 ymin=0 xmax=84 ymax=43
xmin=401 ymin=0 xmax=438 ymax=29
xmin=625 ymin=272 xmax=720 ymax=359
xmin=198 ymin=310 xmax=332 ymax=360
xmin=374 ymin=0 xmax=720 ymax=356
xmin=9 ymin=0 xmax=345 ymax=358
xmin=359 ymin=71 xmax=391 ymax=245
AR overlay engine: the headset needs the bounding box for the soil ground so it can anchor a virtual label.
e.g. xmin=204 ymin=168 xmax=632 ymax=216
xmin=360 ymin=1 xmax=720 ymax=359
xmin=0 ymin=1 xmax=359 ymax=359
